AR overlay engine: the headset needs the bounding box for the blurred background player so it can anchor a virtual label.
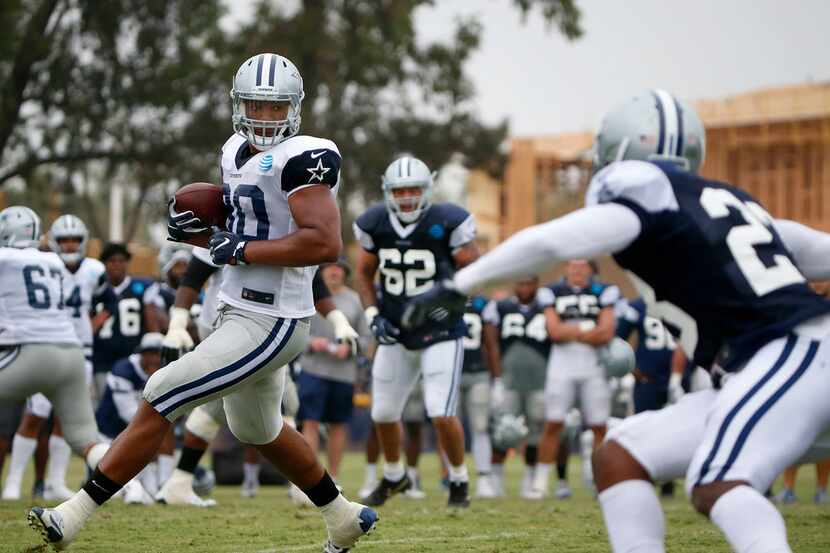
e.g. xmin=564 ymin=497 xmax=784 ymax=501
xmin=530 ymin=260 xmax=619 ymax=498
xmin=774 ymin=461 xmax=830 ymax=505
xmin=353 ymin=155 xmax=480 ymax=508
xmin=298 ymin=258 xmax=371 ymax=482
xmin=2 ymin=215 xmax=105 ymax=501
xmin=92 ymin=242 xmax=160 ymax=403
xmin=154 ymin=243 xmax=193 ymax=329
xmin=482 ymin=276 xmax=552 ymax=497
xmin=95 ymin=333 xmax=164 ymax=504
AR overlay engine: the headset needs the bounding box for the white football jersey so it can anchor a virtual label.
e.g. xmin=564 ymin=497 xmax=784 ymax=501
xmin=62 ymin=257 xmax=106 ymax=356
xmin=0 ymin=247 xmax=80 ymax=346
xmin=192 ymin=246 xmax=222 ymax=328
xmin=218 ymin=133 xmax=341 ymax=318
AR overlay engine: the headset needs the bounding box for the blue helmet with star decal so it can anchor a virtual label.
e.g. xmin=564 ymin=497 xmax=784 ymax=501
xmin=382 ymin=156 xmax=434 ymax=224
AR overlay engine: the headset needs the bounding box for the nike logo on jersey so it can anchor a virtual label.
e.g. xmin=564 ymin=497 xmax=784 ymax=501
xmin=310 ymin=150 xmax=326 ymax=159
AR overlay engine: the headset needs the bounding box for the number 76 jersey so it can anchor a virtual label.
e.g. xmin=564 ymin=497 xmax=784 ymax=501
xmin=353 ymin=202 xmax=477 ymax=350
xmin=586 ymin=160 xmax=830 ymax=371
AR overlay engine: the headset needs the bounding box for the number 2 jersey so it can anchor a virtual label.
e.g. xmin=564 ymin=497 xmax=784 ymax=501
xmin=0 ymin=247 xmax=79 ymax=346
xmin=587 ymin=159 xmax=830 ymax=371
xmin=218 ymin=133 xmax=341 ymax=318
xmin=353 ymin=202 xmax=477 ymax=350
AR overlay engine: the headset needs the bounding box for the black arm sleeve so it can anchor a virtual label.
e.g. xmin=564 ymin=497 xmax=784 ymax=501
xmin=180 ymin=256 xmax=219 ymax=291
xmin=312 ymin=270 xmax=332 ymax=303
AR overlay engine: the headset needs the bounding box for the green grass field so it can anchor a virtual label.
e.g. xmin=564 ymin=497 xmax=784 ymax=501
xmin=2 ymin=453 xmax=829 ymax=553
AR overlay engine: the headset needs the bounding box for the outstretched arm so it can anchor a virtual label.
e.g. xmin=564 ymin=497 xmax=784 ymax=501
xmin=774 ymin=219 xmax=830 ymax=281
xmin=454 ymin=204 xmax=641 ymax=294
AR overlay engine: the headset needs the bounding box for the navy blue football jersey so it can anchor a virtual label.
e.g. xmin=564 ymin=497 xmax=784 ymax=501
xmin=547 ymin=277 xmax=620 ymax=326
xmin=156 ymin=282 xmax=176 ymax=313
xmin=92 ymin=276 xmax=157 ymax=373
xmin=617 ymin=297 xmax=675 ymax=385
xmin=587 ymin=160 xmax=830 ymax=370
xmin=95 ymin=354 xmax=149 ymax=439
xmin=354 ymin=202 xmax=476 ymax=350
xmin=482 ymin=288 xmax=553 ymax=359
xmin=462 ymin=295 xmax=488 ymax=374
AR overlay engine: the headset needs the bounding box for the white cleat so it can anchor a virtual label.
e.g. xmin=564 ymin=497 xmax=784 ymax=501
xmin=27 ymin=506 xmax=80 ymax=551
xmin=241 ymin=479 xmax=259 ymax=498
xmin=290 ymin=484 xmax=315 ymax=508
xmin=475 ymin=474 xmax=498 ymax=499
xmin=155 ymin=470 xmax=216 ymax=507
xmin=521 ymin=486 xmax=546 ymax=500
xmin=123 ymin=480 xmax=153 ymax=505
xmin=323 ymin=500 xmax=379 ymax=553
xmin=2 ymin=486 xmax=21 ymax=501
xmin=44 ymin=484 xmax=76 ymax=502
xmin=554 ymin=480 xmax=573 ymax=500
xmin=357 ymin=479 xmax=377 ymax=500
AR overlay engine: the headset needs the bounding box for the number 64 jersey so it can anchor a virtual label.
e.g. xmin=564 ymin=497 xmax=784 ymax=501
xmin=587 ymin=159 xmax=830 ymax=372
xmin=353 ymin=202 xmax=476 ymax=350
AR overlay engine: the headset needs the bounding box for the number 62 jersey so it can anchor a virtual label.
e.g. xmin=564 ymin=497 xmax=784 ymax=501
xmin=587 ymin=159 xmax=830 ymax=372
xmin=353 ymin=202 xmax=476 ymax=350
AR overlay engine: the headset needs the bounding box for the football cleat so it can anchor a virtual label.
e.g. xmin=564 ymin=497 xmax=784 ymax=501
xmin=357 ymin=478 xmax=377 ymax=501
xmin=28 ymin=506 xmax=77 ymax=551
xmin=475 ymin=474 xmax=498 ymax=499
xmin=447 ymin=481 xmax=470 ymax=508
xmin=403 ymin=473 xmax=426 ymax=500
xmin=364 ymin=475 xmax=410 ymax=507
xmin=290 ymin=484 xmax=315 ymax=508
xmin=241 ymin=478 xmax=259 ymax=498
xmin=155 ymin=471 xmax=217 ymax=507
xmin=554 ymin=480 xmax=573 ymax=500
xmin=32 ymin=480 xmax=45 ymax=500
xmin=814 ymin=490 xmax=828 ymax=505
xmin=44 ymin=484 xmax=76 ymax=502
xmin=323 ymin=503 xmax=379 ymax=553
xmin=773 ymin=489 xmax=796 ymax=505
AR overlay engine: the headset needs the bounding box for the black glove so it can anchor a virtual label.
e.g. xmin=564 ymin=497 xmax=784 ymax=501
xmin=208 ymin=231 xmax=248 ymax=266
xmin=401 ymin=279 xmax=466 ymax=330
xmin=167 ymin=198 xmax=210 ymax=242
xmin=370 ymin=315 xmax=400 ymax=345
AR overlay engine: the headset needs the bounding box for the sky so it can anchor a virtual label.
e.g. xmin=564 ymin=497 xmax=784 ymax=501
xmin=225 ymin=0 xmax=830 ymax=137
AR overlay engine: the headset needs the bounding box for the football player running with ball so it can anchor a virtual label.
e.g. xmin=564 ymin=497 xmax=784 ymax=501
xmin=404 ymin=89 xmax=830 ymax=553
xmin=28 ymin=53 xmax=377 ymax=553
xmin=353 ymin=156 xmax=480 ymax=508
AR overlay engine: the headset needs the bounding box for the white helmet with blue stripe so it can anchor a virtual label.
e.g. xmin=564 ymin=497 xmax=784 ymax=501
xmin=382 ymin=156 xmax=434 ymax=224
xmin=0 ymin=206 xmax=41 ymax=249
xmin=594 ymin=89 xmax=706 ymax=174
xmin=231 ymin=52 xmax=305 ymax=150
xmin=48 ymin=214 xmax=89 ymax=265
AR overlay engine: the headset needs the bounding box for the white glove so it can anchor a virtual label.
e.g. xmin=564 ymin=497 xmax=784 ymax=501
xmin=491 ymin=377 xmax=505 ymax=411
xmin=327 ymin=309 xmax=359 ymax=356
xmin=668 ymin=373 xmax=685 ymax=404
xmin=163 ymin=307 xmax=194 ymax=350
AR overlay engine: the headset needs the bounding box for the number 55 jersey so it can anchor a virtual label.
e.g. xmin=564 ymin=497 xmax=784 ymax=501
xmin=353 ymin=202 xmax=476 ymax=350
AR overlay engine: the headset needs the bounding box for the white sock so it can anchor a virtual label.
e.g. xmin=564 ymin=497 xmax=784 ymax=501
xmin=522 ymin=465 xmax=535 ymax=492
xmin=138 ymin=462 xmax=159 ymax=496
xmin=243 ymin=463 xmax=261 ymax=484
xmin=406 ymin=466 xmax=419 ymax=482
xmin=383 ymin=460 xmax=405 ymax=482
xmin=492 ymin=463 xmax=505 ymax=491
xmin=533 ymin=463 xmax=552 ymax=492
xmin=448 ymin=464 xmax=469 ymax=483
xmin=3 ymin=434 xmax=37 ymax=495
xmin=47 ymin=435 xmax=72 ymax=489
xmin=157 ymin=454 xmax=175 ymax=486
xmin=598 ymin=480 xmax=665 ymax=553
xmin=710 ymin=486 xmax=792 ymax=553
xmin=472 ymin=432 xmax=492 ymax=474
xmin=364 ymin=463 xmax=377 ymax=483
xmin=56 ymin=489 xmax=98 ymax=523
xmin=319 ymin=493 xmax=349 ymax=527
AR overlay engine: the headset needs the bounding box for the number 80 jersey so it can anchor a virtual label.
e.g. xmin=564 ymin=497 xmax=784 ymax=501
xmin=586 ymin=159 xmax=830 ymax=371
xmin=354 ymin=202 xmax=476 ymax=350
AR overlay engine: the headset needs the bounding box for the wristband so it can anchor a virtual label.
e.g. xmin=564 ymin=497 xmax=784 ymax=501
xmin=168 ymin=306 xmax=191 ymax=332
xmin=669 ymin=372 xmax=683 ymax=388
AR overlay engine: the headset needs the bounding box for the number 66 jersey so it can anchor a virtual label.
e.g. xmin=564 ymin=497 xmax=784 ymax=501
xmin=586 ymin=159 xmax=830 ymax=372
xmin=353 ymin=202 xmax=476 ymax=350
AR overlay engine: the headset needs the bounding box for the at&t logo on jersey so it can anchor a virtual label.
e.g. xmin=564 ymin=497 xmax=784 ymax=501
xmin=258 ymin=153 xmax=273 ymax=173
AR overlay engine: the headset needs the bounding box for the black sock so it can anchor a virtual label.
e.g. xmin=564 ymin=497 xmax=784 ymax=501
xmin=82 ymin=468 xmax=124 ymax=506
xmin=525 ymin=445 xmax=538 ymax=466
xmin=303 ymin=471 xmax=340 ymax=508
xmin=178 ymin=445 xmax=205 ymax=474
xmin=556 ymin=461 xmax=567 ymax=480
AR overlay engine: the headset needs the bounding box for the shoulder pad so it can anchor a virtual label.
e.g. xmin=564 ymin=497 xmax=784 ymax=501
xmin=276 ymin=136 xmax=341 ymax=195
xmin=430 ymin=203 xmax=471 ymax=228
xmin=354 ymin=204 xmax=387 ymax=234
xmin=585 ymin=160 xmax=678 ymax=213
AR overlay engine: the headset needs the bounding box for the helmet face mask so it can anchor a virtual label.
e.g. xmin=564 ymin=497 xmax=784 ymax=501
xmin=594 ymin=89 xmax=706 ymax=174
xmin=0 ymin=206 xmax=41 ymax=249
xmin=231 ymin=53 xmax=305 ymax=150
xmin=382 ymin=156 xmax=434 ymax=224
xmin=49 ymin=214 xmax=88 ymax=265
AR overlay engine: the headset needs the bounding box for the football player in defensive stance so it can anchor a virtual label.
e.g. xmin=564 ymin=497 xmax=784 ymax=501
xmin=28 ymin=53 xmax=377 ymax=553
xmin=404 ymin=90 xmax=830 ymax=553
xmin=353 ymin=155 xmax=480 ymax=508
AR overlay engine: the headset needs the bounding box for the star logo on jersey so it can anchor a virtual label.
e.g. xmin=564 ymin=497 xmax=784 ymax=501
xmin=307 ymin=158 xmax=331 ymax=182
xmin=258 ymin=154 xmax=273 ymax=173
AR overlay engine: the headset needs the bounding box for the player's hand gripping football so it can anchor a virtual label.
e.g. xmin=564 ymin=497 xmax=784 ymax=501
xmin=326 ymin=309 xmax=360 ymax=356
xmin=161 ymin=307 xmax=194 ymax=366
xmin=167 ymin=198 xmax=210 ymax=242
xmin=401 ymin=279 xmax=466 ymax=330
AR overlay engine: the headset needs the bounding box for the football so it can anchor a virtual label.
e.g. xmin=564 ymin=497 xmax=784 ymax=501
xmin=172 ymin=182 xmax=227 ymax=247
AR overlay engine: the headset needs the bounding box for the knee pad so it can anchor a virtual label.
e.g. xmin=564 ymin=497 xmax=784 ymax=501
xmin=525 ymin=445 xmax=538 ymax=466
xmin=185 ymin=407 xmax=221 ymax=442
xmin=226 ymin=407 xmax=283 ymax=446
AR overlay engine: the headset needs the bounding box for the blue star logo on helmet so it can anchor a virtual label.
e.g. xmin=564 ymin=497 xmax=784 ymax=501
xmin=428 ymin=224 xmax=444 ymax=239
xmin=259 ymin=154 xmax=273 ymax=172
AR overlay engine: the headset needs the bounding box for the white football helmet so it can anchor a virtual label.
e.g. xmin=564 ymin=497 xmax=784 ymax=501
xmin=382 ymin=156 xmax=434 ymax=224
xmin=594 ymin=89 xmax=706 ymax=174
xmin=231 ymin=52 xmax=304 ymax=150
xmin=158 ymin=242 xmax=192 ymax=279
xmin=491 ymin=413 xmax=529 ymax=450
xmin=48 ymin=214 xmax=89 ymax=265
xmin=598 ymin=337 xmax=636 ymax=378
xmin=0 ymin=206 xmax=41 ymax=249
